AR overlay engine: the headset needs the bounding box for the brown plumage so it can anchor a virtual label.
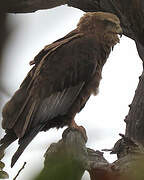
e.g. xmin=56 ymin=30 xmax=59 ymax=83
xmin=0 ymin=12 xmax=122 ymax=167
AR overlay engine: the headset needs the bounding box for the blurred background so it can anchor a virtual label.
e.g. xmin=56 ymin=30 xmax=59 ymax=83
xmin=0 ymin=5 xmax=142 ymax=179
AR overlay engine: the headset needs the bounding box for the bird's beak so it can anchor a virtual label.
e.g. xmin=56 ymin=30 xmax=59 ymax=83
xmin=116 ymin=25 xmax=123 ymax=38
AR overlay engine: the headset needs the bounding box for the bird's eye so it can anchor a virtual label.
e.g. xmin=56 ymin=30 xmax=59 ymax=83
xmin=103 ymin=20 xmax=116 ymax=26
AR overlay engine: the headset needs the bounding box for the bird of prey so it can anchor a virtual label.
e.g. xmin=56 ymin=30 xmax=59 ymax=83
xmin=0 ymin=12 xmax=122 ymax=167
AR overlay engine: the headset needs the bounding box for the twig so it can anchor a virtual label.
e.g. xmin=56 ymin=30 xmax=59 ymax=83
xmin=13 ymin=162 xmax=26 ymax=180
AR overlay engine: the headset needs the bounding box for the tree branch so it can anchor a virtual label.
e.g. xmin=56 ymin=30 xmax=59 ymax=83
xmin=36 ymin=128 xmax=144 ymax=180
xmin=125 ymin=71 xmax=144 ymax=144
xmin=13 ymin=162 xmax=27 ymax=180
xmin=1 ymin=0 xmax=67 ymax=13
xmin=35 ymin=128 xmax=113 ymax=180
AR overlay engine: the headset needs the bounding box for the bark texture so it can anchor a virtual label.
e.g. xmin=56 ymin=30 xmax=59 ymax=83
xmin=0 ymin=0 xmax=67 ymax=13
xmin=36 ymin=128 xmax=113 ymax=180
xmin=37 ymin=128 xmax=144 ymax=180
xmin=125 ymin=72 xmax=144 ymax=144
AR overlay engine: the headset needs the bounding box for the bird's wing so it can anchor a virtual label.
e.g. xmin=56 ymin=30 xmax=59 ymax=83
xmin=3 ymin=33 xmax=99 ymax=167
xmin=2 ymin=30 xmax=83 ymax=130
xmin=30 ymin=29 xmax=82 ymax=65
xmin=2 ymin=33 xmax=98 ymax=139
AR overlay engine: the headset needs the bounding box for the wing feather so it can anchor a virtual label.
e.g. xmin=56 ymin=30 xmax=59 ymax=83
xmin=1 ymin=29 xmax=102 ymax=167
xmin=27 ymin=82 xmax=84 ymax=130
xmin=2 ymin=32 xmax=98 ymax=139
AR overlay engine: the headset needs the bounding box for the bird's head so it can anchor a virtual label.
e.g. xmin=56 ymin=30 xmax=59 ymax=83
xmin=77 ymin=12 xmax=122 ymax=46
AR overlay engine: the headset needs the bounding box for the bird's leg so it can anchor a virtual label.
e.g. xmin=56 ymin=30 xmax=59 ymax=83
xmin=69 ymin=119 xmax=88 ymax=142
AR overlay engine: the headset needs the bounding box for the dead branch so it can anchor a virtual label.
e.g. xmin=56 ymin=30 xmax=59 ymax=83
xmin=13 ymin=162 xmax=26 ymax=180
xmin=36 ymin=128 xmax=112 ymax=180
xmin=36 ymin=128 xmax=144 ymax=180
xmin=0 ymin=0 xmax=67 ymax=13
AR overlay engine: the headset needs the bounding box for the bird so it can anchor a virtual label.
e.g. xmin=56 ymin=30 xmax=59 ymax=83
xmin=0 ymin=12 xmax=122 ymax=167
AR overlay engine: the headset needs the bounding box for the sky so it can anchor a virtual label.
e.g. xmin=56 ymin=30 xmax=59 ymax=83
xmin=0 ymin=5 xmax=142 ymax=180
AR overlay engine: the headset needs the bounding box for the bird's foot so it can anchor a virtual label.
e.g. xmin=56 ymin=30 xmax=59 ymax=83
xmin=69 ymin=119 xmax=87 ymax=142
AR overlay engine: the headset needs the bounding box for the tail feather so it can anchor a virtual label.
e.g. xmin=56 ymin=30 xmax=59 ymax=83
xmin=11 ymin=124 xmax=44 ymax=167
xmin=0 ymin=131 xmax=17 ymax=153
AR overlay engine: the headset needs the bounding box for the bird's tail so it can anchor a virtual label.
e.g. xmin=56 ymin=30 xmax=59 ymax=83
xmin=11 ymin=124 xmax=45 ymax=168
xmin=0 ymin=131 xmax=17 ymax=155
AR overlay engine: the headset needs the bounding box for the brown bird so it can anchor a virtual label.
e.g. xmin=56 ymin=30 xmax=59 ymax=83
xmin=0 ymin=12 xmax=122 ymax=167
